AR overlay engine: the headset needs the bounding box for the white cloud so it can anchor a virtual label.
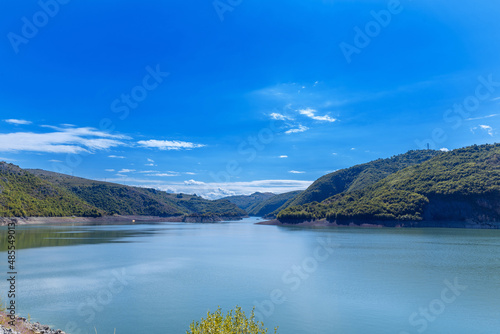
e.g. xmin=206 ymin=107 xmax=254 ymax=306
xmin=351 ymin=147 xmax=356 ymax=150
xmin=466 ymin=114 xmax=499 ymax=121
xmin=184 ymin=179 xmax=206 ymax=185
xmin=0 ymin=157 xmax=16 ymax=162
xmin=118 ymin=169 xmax=136 ymax=173
xmin=0 ymin=127 xmax=127 ymax=154
xmin=105 ymin=169 xmax=115 ymax=172
xmin=479 ymin=125 xmax=494 ymax=136
xmin=439 ymin=148 xmax=449 ymax=152
xmin=269 ymin=113 xmax=292 ymax=121
xmin=205 ymin=188 xmax=237 ymax=199
xmin=103 ymin=178 xmax=313 ymax=200
xmin=285 ymin=125 xmax=309 ymax=134
xmin=4 ymin=119 xmax=32 ymax=125
xmin=148 ymin=173 xmax=178 ymax=177
xmin=147 ymin=158 xmax=154 ymax=162
xmin=289 ymin=170 xmax=305 ymax=174
xmin=104 ymin=177 xmax=163 ymax=184
xmin=184 ymin=172 xmax=196 ymax=175
xmin=472 ymin=125 xmax=494 ymax=136
xmin=108 ymin=155 xmax=126 ymax=159
xmin=298 ymin=108 xmax=336 ymax=122
xmin=490 ymin=97 xmax=500 ymax=101
xmin=138 ymin=139 xmax=206 ymax=151
xmin=149 ymin=179 xmax=314 ymax=200
xmin=48 ymin=159 xmax=62 ymax=162
xmin=138 ymin=170 xmax=159 ymax=174
xmin=279 ymin=155 xmax=288 ymax=158
xmin=332 ymin=152 xmax=338 ymax=156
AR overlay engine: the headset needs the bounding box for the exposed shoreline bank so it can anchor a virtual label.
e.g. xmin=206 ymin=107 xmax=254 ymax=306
xmin=257 ymin=219 xmax=500 ymax=229
xmin=0 ymin=215 xmax=245 ymax=226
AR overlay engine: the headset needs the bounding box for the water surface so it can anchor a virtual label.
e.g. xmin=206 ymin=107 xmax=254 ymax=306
xmin=1 ymin=218 xmax=499 ymax=333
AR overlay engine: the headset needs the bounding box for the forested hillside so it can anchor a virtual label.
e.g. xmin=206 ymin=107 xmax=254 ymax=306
xmin=28 ymin=169 xmax=246 ymax=218
xmin=0 ymin=163 xmax=102 ymax=217
xmin=284 ymin=150 xmax=442 ymax=210
xmin=222 ymin=192 xmax=276 ymax=211
xmin=277 ymin=144 xmax=500 ymax=225
xmin=248 ymin=190 xmax=303 ymax=217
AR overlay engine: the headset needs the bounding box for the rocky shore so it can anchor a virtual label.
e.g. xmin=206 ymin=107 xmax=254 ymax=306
xmin=257 ymin=219 xmax=500 ymax=229
xmin=0 ymin=313 xmax=65 ymax=334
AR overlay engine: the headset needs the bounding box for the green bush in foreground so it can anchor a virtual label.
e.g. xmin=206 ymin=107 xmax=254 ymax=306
xmin=187 ymin=306 xmax=278 ymax=334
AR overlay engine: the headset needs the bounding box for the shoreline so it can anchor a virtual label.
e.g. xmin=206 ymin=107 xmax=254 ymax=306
xmin=0 ymin=215 xmax=245 ymax=226
xmin=0 ymin=313 xmax=64 ymax=334
xmin=257 ymin=219 xmax=500 ymax=229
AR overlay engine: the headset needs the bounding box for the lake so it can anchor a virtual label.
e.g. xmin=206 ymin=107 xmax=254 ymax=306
xmin=1 ymin=217 xmax=500 ymax=333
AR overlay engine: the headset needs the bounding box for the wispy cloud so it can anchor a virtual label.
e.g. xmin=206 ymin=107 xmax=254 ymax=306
xmin=289 ymin=170 xmax=305 ymax=174
xmin=4 ymin=119 xmax=32 ymax=125
xmin=0 ymin=126 xmax=127 ymax=154
xmin=466 ymin=114 xmax=499 ymax=121
xmin=138 ymin=139 xmax=206 ymax=150
xmin=108 ymin=155 xmax=126 ymax=159
xmin=118 ymin=169 xmax=136 ymax=173
xmin=148 ymin=173 xmax=179 ymax=177
xmin=270 ymin=113 xmax=293 ymax=120
xmin=285 ymin=125 xmax=309 ymax=134
xmin=279 ymin=155 xmax=288 ymax=158
xmin=471 ymin=125 xmax=494 ymax=136
xmin=105 ymin=169 xmax=115 ymax=172
xmin=298 ymin=108 xmax=336 ymax=122
xmin=479 ymin=125 xmax=494 ymax=136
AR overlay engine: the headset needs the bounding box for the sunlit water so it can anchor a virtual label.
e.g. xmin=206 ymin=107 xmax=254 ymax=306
xmin=1 ymin=217 xmax=500 ymax=333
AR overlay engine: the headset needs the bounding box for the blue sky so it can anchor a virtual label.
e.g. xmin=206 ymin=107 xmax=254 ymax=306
xmin=0 ymin=0 xmax=499 ymax=198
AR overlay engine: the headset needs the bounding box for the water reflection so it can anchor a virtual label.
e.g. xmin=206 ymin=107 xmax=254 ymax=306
xmin=0 ymin=223 xmax=165 ymax=251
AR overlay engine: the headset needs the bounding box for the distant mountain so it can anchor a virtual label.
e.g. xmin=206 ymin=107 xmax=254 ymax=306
xmin=0 ymin=163 xmax=102 ymax=217
xmin=277 ymin=143 xmax=500 ymax=225
xmin=248 ymin=190 xmax=303 ymax=217
xmin=28 ymin=169 xmax=246 ymax=218
xmin=222 ymin=192 xmax=276 ymax=211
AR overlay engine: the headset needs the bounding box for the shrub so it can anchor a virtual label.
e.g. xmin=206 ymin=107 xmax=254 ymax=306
xmin=187 ymin=306 xmax=278 ymax=334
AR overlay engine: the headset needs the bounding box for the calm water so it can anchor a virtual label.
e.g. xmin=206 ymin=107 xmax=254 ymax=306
xmin=1 ymin=217 xmax=500 ymax=334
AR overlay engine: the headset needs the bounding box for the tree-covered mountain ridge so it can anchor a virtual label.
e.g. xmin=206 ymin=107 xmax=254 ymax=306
xmin=222 ymin=150 xmax=443 ymax=218
xmin=277 ymin=143 xmax=500 ymax=226
xmin=0 ymin=164 xmax=245 ymax=219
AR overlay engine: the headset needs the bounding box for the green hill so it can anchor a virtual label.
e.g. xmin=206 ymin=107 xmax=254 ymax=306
xmin=277 ymin=144 xmax=500 ymax=225
xmin=284 ymin=149 xmax=442 ymax=210
xmin=28 ymin=169 xmax=246 ymax=218
xmin=0 ymin=163 xmax=102 ymax=217
xmin=222 ymin=192 xmax=276 ymax=212
xmin=247 ymin=190 xmax=303 ymax=217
